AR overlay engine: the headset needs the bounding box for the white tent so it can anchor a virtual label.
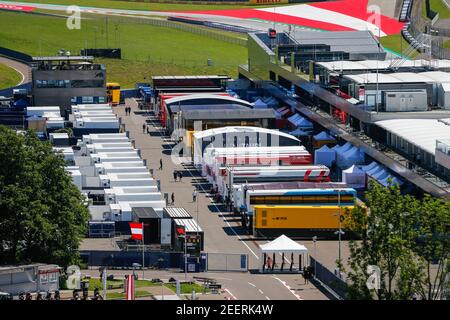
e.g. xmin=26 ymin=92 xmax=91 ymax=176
xmin=342 ymin=165 xmax=366 ymax=188
xmin=338 ymin=146 xmax=365 ymax=168
xmin=253 ymin=99 xmax=268 ymax=109
xmin=314 ymin=144 xmax=336 ymax=167
xmin=259 ymin=235 xmax=308 ymax=273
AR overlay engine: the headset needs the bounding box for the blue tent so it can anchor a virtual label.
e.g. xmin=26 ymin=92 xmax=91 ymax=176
xmin=313 ymin=131 xmax=335 ymax=141
xmin=314 ymin=144 xmax=336 ymax=167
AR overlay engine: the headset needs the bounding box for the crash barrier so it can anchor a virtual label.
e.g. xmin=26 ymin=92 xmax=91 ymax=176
xmin=0 ymin=47 xmax=32 ymax=64
xmin=310 ymin=256 xmax=348 ymax=299
xmin=80 ymin=48 xmax=122 ymax=59
xmin=168 ymin=16 xmax=256 ymax=34
xmin=205 ymin=252 xmax=248 ymax=272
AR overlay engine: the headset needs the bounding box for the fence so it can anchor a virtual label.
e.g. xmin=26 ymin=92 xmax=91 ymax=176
xmin=112 ymin=16 xmax=248 ymax=47
xmin=80 ymin=250 xmax=186 ymax=269
xmin=205 ymin=253 xmax=248 ymax=272
xmin=310 ymin=256 xmax=348 ymax=299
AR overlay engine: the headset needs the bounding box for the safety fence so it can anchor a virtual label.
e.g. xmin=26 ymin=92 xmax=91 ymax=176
xmin=205 ymin=253 xmax=248 ymax=272
xmin=310 ymin=256 xmax=348 ymax=299
xmin=0 ymin=47 xmax=32 ymax=64
xmin=113 ymin=16 xmax=248 ymax=47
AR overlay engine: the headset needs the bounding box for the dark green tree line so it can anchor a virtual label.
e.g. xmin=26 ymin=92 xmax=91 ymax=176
xmin=0 ymin=126 xmax=90 ymax=267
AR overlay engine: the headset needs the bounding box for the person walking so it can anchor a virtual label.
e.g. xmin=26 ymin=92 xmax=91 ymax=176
xmin=146 ymin=126 xmax=150 ymax=135
xmin=142 ymin=123 xmax=146 ymax=133
xmin=171 ymin=192 xmax=175 ymax=205
xmin=159 ymin=158 xmax=163 ymax=170
xmin=192 ymin=190 xmax=197 ymax=202
xmin=177 ymin=171 xmax=183 ymax=182
xmin=173 ymin=170 xmax=178 ymax=182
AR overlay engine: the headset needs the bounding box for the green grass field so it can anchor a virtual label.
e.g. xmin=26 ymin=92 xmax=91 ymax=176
xmin=423 ymin=0 xmax=450 ymax=19
xmin=0 ymin=63 xmax=22 ymax=89
xmin=0 ymin=11 xmax=247 ymax=87
xmin=380 ymin=34 xmax=419 ymax=58
xmin=444 ymin=40 xmax=450 ymax=50
xmin=4 ymin=0 xmax=284 ymax=11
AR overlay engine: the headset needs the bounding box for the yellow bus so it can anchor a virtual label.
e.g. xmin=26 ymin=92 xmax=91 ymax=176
xmin=107 ymin=82 xmax=121 ymax=106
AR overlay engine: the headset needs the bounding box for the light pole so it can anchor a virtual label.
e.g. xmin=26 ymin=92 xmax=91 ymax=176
xmin=334 ymin=190 xmax=345 ymax=266
xmin=312 ymin=236 xmax=317 ymax=279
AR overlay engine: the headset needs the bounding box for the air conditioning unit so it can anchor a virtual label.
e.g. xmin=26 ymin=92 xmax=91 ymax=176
xmin=102 ymin=212 xmax=112 ymax=220
xmin=92 ymin=156 xmax=100 ymax=163
xmin=100 ymin=177 xmax=110 ymax=188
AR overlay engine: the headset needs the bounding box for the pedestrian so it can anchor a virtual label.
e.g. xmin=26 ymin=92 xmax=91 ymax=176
xmin=171 ymin=192 xmax=175 ymax=205
xmin=173 ymin=170 xmax=178 ymax=182
xmin=146 ymin=126 xmax=150 ymax=135
xmin=192 ymin=190 xmax=197 ymax=202
xmin=177 ymin=170 xmax=182 ymax=182
xmin=266 ymin=256 xmax=272 ymax=271
xmin=159 ymin=158 xmax=163 ymax=170
xmin=142 ymin=123 xmax=146 ymax=133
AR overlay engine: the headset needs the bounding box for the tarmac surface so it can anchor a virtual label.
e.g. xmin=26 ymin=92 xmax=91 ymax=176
xmin=0 ymin=56 xmax=30 ymax=85
xmin=99 ymin=98 xmax=353 ymax=300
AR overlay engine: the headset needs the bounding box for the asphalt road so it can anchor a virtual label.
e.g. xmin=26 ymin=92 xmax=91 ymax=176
xmin=0 ymin=1 xmax=315 ymax=34
xmin=0 ymin=56 xmax=30 ymax=85
xmin=109 ymin=99 xmax=335 ymax=300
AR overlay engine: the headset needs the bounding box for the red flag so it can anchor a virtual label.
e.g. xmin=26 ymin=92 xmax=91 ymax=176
xmin=176 ymin=227 xmax=186 ymax=236
xmin=125 ymin=275 xmax=134 ymax=300
xmin=129 ymin=222 xmax=143 ymax=241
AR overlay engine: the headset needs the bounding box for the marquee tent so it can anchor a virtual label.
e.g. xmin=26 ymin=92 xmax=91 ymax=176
xmin=342 ymin=165 xmax=366 ymax=188
xmin=259 ymin=235 xmax=308 ymax=273
xmin=338 ymin=146 xmax=365 ymax=168
xmin=253 ymin=99 xmax=268 ymax=109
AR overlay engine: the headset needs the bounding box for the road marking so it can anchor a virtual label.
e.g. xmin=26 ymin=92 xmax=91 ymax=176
xmin=265 ymin=296 xmax=271 ymax=300
xmin=272 ymin=276 xmax=303 ymax=300
xmin=258 ymin=289 xmax=264 ymax=295
xmin=145 ymin=108 xmax=260 ymax=260
xmin=224 ymin=288 xmax=237 ymax=300
xmin=248 ymin=282 xmax=256 ymax=287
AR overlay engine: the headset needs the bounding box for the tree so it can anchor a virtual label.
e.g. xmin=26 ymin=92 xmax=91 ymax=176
xmin=0 ymin=126 xmax=90 ymax=267
xmin=344 ymin=181 xmax=450 ymax=300
xmin=412 ymin=195 xmax=450 ymax=300
xmin=344 ymin=181 xmax=424 ymax=300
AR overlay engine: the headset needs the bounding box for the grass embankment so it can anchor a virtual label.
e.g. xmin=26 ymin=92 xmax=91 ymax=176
xmin=0 ymin=11 xmax=247 ymax=87
xmin=0 ymin=63 xmax=22 ymax=89
xmin=380 ymin=33 xmax=419 ymax=58
xmin=3 ymin=0 xmax=287 ymax=11
xmin=444 ymin=40 xmax=450 ymax=50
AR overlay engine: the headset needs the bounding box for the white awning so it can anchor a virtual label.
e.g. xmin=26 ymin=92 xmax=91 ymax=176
xmin=259 ymin=235 xmax=308 ymax=254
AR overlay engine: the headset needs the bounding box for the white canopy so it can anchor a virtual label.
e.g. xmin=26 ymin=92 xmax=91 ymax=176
xmin=259 ymin=235 xmax=308 ymax=254
xmin=342 ymin=165 xmax=366 ymax=188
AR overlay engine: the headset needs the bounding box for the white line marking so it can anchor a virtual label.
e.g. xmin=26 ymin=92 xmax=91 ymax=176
xmin=258 ymin=289 xmax=264 ymax=295
xmin=272 ymin=276 xmax=303 ymax=300
xmin=248 ymin=282 xmax=256 ymax=287
xmin=224 ymin=288 xmax=237 ymax=300
xmin=145 ymin=105 xmax=260 ymax=260
xmin=265 ymin=296 xmax=271 ymax=300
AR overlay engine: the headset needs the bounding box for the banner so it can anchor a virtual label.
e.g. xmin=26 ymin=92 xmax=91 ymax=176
xmin=249 ymin=0 xmax=289 ymax=5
